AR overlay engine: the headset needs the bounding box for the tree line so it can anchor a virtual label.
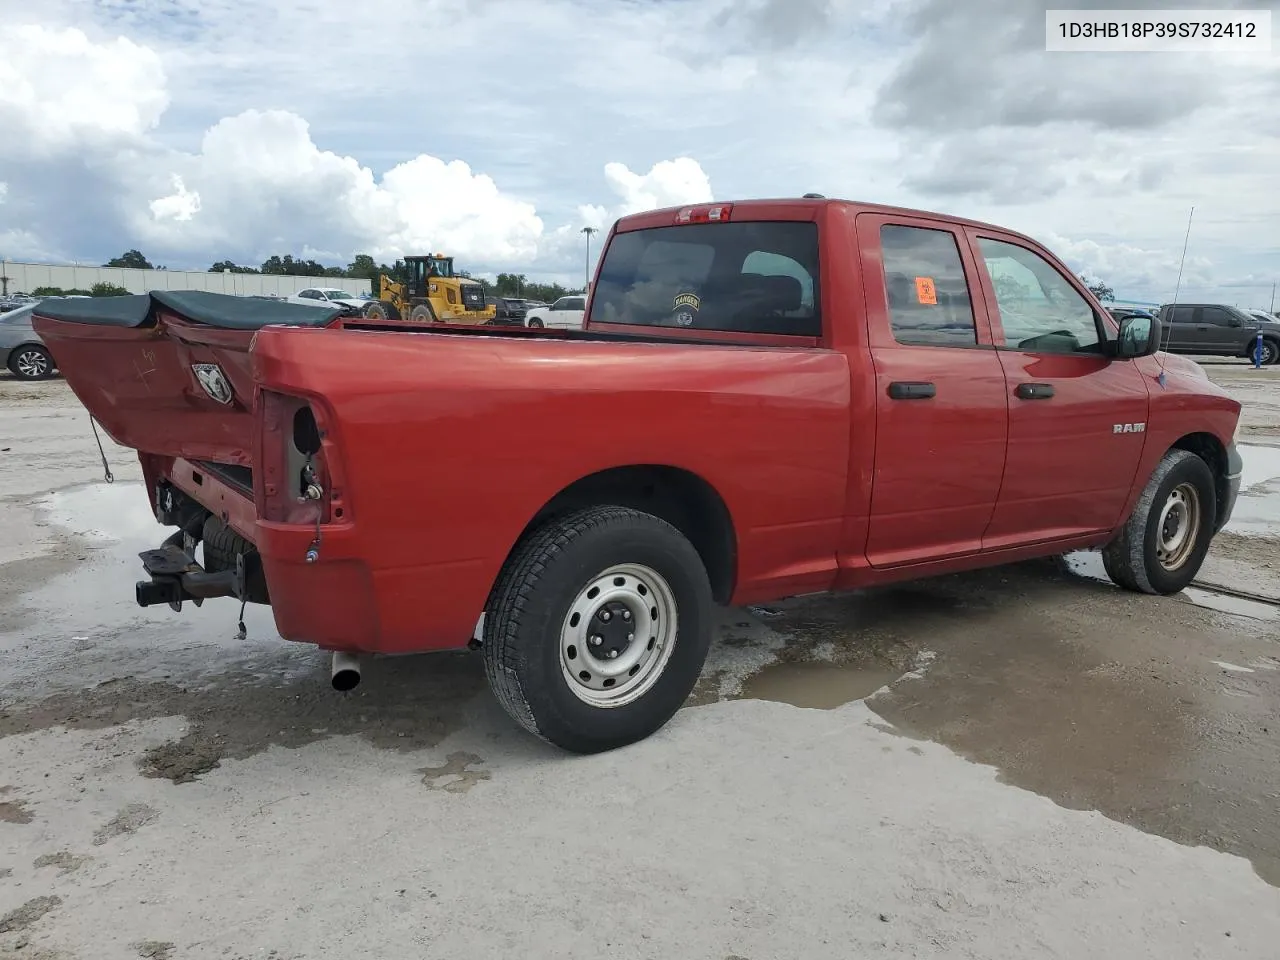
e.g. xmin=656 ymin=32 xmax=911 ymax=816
xmin=92 ymin=249 xmax=582 ymax=301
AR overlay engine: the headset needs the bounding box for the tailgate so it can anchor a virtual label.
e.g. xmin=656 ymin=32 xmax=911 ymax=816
xmin=33 ymin=291 xmax=342 ymax=466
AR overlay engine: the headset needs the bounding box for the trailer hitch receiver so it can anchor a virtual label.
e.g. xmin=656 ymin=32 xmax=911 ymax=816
xmin=135 ymin=541 xmax=246 ymax=611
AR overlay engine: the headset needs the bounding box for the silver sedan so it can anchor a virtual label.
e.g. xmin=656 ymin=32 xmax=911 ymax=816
xmin=0 ymin=303 xmax=58 ymax=380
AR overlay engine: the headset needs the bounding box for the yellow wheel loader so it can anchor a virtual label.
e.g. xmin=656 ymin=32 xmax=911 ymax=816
xmin=363 ymin=254 xmax=496 ymax=324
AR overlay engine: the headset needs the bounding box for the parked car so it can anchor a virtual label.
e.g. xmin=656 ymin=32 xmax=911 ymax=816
xmin=0 ymin=303 xmax=57 ymax=380
xmin=1246 ymin=308 xmax=1278 ymax=325
xmin=484 ymin=294 xmax=527 ymax=326
xmin=34 ymin=197 xmax=1242 ymax=755
xmin=287 ymin=287 xmax=369 ymax=317
xmin=525 ymin=295 xmax=586 ymax=329
xmin=1155 ymin=302 xmax=1279 ymax=365
xmin=1 ymin=294 xmax=39 ymax=313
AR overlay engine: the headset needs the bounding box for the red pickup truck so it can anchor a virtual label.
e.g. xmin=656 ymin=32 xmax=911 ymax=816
xmin=35 ymin=197 xmax=1243 ymax=754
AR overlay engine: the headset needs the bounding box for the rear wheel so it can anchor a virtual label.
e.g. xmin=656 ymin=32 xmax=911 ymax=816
xmin=8 ymin=344 xmax=55 ymax=380
xmin=1102 ymin=448 xmax=1217 ymax=594
xmin=363 ymin=300 xmax=395 ymax=320
xmin=482 ymin=505 xmax=713 ymax=753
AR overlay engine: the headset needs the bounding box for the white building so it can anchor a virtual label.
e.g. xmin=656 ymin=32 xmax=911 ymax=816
xmin=0 ymin=260 xmax=371 ymax=299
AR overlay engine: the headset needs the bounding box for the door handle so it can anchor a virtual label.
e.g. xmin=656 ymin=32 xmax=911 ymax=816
xmin=887 ymin=381 xmax=936 ymax=400
xmin=1015 ymin=382 xmax=1055 ymax=400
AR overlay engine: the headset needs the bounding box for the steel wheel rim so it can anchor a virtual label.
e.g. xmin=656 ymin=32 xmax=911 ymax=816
xmin=1264 ymin=342 xmax=1277 ymax=364
xmin=559 ymin=562 xmax=678 ymax=708
xmin=1156 ymin=482 xmax=1201 ymax=571
xmin=15 ymin=349 xmax=48 ymax=378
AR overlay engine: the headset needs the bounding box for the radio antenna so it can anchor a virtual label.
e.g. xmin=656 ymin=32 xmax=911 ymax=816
xmin=1157 ymin=205 xmax=1195 ymax=386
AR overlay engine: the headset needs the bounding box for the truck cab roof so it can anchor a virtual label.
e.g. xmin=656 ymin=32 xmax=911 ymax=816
xmin=614 ymin=197 xmax=1044 ymax=249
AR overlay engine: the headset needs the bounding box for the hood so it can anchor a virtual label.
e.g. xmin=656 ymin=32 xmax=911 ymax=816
xmin=1153 ymin=351 xmax=1233 ymax=398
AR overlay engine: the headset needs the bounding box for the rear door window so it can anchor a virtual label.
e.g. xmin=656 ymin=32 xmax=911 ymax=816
xmin=879 ymin=225 xmax=978 ymax=347
xmin=589 ymin=221 xmax=821 ymax=336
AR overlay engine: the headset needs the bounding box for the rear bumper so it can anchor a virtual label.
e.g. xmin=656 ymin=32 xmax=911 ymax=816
xmin=1217 ymin=442 xmax=1243 ymax=532
xmin=154 ymin=458 xmax=481 ymax=654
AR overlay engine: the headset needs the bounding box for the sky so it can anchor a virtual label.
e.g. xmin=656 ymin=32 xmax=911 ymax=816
xmin=0 ymin=0 xmax=1277 ymax=305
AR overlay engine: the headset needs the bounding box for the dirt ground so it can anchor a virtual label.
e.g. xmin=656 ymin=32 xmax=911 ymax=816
xmin=2 ymin=363 xmax=1279 ymax=959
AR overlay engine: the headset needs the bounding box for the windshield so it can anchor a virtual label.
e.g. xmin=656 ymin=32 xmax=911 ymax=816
xmin=321 ymin=290 xmax=356 ymax=301
xmin=589 ymin=221 xmax=821 ymax=336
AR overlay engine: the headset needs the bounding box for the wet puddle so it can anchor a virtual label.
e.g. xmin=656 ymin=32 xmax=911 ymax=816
xmin=1181 ymin=587 xmax=1279 ymax=622
xmin=1063 ymin=551 xmax=1278 ymax=621
xmin=1225 ymin=444 xmax=1280 ymax=537
xmin=4 ymin=481 xmax=299 ymax=694
xmin=737 ymin=660 xmax=901 ymax=710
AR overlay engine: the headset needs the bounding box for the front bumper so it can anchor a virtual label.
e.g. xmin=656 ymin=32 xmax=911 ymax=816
xmin=1217 ymin=442 xmax=1243 ymax=532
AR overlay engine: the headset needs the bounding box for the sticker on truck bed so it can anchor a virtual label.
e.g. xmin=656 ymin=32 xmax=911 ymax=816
xmin=914 ymin=277 xmax=938 ymax=305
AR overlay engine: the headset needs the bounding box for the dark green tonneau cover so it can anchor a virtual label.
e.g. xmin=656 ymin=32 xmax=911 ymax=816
xmin=33 ymin=290 xmax=343 ymax=330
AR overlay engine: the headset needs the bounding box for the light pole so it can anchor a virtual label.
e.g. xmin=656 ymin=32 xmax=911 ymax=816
xmin=581 ymin=226 xmax=598 ymax=291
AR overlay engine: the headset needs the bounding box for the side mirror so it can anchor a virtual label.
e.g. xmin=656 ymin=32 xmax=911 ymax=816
xmin=1117 ymin=314 xmax=1161 ymax=358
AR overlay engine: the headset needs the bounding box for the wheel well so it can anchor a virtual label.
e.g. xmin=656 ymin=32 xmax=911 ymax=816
xmin=521 ymin=465 xmax=737 ymax=604
xmin=1171 ymin=432 xmax=1229 ymax=524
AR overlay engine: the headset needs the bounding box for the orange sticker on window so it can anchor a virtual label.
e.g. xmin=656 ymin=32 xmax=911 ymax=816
xmin=914 ymin=277 xmax=937 ymax=305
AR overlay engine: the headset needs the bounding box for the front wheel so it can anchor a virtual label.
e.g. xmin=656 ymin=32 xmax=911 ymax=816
xmin=1102 ymin=448 xmax=1217 ymax=594
xmin=9 ymin=344 xmax=56 ymax=380
xmin=482 ymin=505 xmax=713 ymax=753
xmin=1256 ymin=338 xmax=1279 ymax=365
xmin=526 ymin=317 xmax=544 ymax=328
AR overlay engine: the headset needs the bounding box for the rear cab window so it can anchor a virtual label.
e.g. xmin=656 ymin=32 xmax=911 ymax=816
xmin=589 ymin=220 xmax=821 ymax=337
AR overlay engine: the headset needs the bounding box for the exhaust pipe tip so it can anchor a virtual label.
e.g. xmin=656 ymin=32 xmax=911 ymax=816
xmin=331 ymin=651 xmax=361 ymax=692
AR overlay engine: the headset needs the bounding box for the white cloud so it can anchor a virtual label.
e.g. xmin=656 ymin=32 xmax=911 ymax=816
xmin=134 ymin=108 xmax=547 ymax=268
xmin=0 ymin=182 xmax=7 ymax=204
xmin=603 ymin=159 xmax=714 ymax=217
xmin=150 ymin=175 xmax=201 ymax=221
xmin=2 ymin=4 xmax=1279 ymax=304
xmin=0 ymin=25 xmax=168 ymax=156
xmin=1038 ymin=231 xmax=1215 ymax=303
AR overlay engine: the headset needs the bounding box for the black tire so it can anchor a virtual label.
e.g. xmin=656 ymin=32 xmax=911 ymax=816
xmin=363 ymin=300 xmax=397 ymax=320
xmin=409 ymin=303 xmax=440 ymax=324
xmin=482 ymin=505 xmax=714 ymax=753
xmin=1260 ymin=338 xmax=1279 ymax=366
xmin=526 ymin=317 xmax=544 ymax=329
xmin=8 ymin=344 xmax=56 ymax=380
xmin=1102 ymin=448 xmax=1217 ymax=595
